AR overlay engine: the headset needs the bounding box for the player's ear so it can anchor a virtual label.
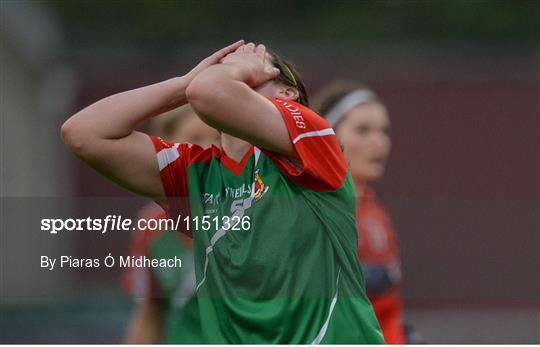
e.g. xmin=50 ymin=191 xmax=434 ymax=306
xmin=276 ymin=86 xmax=299 ymax=102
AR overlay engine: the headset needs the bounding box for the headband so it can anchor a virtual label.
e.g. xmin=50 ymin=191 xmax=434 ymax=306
xmin=325 ymin=89 xmax=375 ymax=127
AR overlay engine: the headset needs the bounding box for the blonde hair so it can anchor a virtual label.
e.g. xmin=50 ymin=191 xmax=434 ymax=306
xmin=151 ymin=105 xmax=195 ymax=140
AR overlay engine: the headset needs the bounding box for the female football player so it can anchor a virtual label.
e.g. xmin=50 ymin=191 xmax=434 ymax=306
xmin=61 ymin=41 xmax=383 ymax=343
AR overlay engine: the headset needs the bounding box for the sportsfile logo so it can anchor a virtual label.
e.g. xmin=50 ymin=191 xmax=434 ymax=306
xmin=277 ymin=99 xmax=306 ymax=129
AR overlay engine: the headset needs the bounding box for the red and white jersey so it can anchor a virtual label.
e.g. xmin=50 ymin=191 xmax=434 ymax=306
xmin=357 ymin=187 xmax=405 ymax=344
xmin=357 ymin=188 xmax=401 ymax=265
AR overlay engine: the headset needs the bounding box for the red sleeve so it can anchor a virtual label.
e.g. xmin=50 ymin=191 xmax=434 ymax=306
xmin=148 ymin=135 xmax=208 ymax=236
xmin=149 ymin=135 xmax=191 ymax=198
xmin=262 ymin=99 xmax=348 ymax=192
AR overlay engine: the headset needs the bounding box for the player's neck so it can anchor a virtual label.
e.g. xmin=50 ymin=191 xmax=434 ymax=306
xmin=220 ymin=133 xmax=252 ymax=163
xmin=353 ymin=176 xmax=366 ymax=197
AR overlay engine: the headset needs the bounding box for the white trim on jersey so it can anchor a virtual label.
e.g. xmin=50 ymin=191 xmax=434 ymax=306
xmin=311 ymin=268 xmax=341 ymax=345
xmin=254 ymin=147 xmax=261 ymax=166
xmin=292 ymin=128 xmax=335 ymax=144
xmin=157 ymin=143 xmax=180 ymax=171
xmin=196 ymin=197 xmax=254 ymax=292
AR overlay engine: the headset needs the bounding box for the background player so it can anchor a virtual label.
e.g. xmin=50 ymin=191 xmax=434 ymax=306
xmin=123 ymin=105 xmax=218 ymax=343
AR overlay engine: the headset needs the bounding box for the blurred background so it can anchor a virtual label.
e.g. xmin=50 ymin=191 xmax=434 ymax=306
xmin=1 ymin=0 xmax=538 ymax=343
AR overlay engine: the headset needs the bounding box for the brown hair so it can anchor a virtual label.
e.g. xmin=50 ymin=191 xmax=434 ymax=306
xmin=312 ymin=80 xmax=382 ymax=125
xmin=267 ymin=49 xmax=309 ymax=107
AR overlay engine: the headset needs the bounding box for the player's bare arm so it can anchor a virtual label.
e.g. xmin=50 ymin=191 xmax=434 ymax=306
xmin=60 ymin=40 xmax=244 ymax=198
xmin=186 ymin=43 xmax=299 ymax=159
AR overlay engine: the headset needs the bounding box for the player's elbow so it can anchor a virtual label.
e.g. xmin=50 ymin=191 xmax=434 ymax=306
xmin=61 ymin=117 xmax=81 ymax=152
xmin=185 ymin=74 xmax=213 ymax=108
xmin=60 ymin=116 xmax=92 ymax=156
xmin=186 ymin=77 xmax=224 ymax=124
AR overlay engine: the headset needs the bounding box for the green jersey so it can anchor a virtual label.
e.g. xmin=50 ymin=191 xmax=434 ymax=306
xmin=150 ymin=99 xmax=384 ymax=343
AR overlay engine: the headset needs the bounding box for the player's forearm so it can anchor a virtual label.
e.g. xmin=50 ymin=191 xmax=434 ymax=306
xmin=189 ymin=62 xmax=251 ymax=87
xmin=61 ymin=77 xmax=188 ymax=151
xmin=186 ymin=63 xmax=294 ymax=155
xmin=185 ymin=63 xmax=255 ymax=130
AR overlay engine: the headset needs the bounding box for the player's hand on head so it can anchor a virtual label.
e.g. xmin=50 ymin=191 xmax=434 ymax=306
xmin=221 ymin=42 xmax=280 ymax=87
xmin=184 ymin=39 xmax=245 ymax=82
